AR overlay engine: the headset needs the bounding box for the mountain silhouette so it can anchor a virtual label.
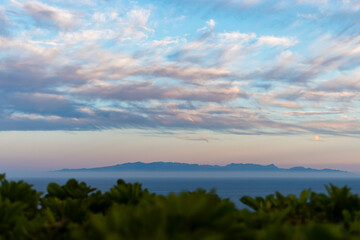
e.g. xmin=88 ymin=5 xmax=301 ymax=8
xmin=57 ymin=162 xmax=345 ymax=173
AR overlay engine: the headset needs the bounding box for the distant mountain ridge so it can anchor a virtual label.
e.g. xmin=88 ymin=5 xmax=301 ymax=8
xmin=57 ymin=162 xmax=345 ymax=173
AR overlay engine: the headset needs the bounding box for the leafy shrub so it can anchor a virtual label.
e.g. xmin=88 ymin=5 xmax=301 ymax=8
xmin=0 ymin=173 xmax=360 ymax=239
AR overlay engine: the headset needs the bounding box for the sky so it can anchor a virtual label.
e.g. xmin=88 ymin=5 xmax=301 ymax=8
xmin=0 ymin=0 xmax=360 ymax=172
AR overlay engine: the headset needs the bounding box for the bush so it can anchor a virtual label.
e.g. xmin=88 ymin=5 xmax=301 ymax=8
xmin=0 ymin=173 xmax=360 ymax=239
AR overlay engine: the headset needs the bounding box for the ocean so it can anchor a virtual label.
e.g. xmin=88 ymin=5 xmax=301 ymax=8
xmin=7 ymin=171 xmax=360 ymax=208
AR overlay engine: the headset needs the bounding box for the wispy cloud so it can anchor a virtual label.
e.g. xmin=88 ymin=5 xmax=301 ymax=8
xmin=0 ymin=6 xmax=11 ymax=36
xmin=116 ymin=8 xmax=154 ymax=41
xmin=14 ymin=1 xmax=77 ymax=30
xmin=175 ymin=135 xmax=219 ymax=142
xmin=0 ymin=0 xmax=359 ymax=136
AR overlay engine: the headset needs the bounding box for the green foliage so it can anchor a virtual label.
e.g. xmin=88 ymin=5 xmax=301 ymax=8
xmin=106 ymin=179 xmax=150 ymax=205
xmin=46 ymin=179 xmax=96 ymax=200
xmin=0 ymin=175 xmax=41 ymax=218
xmin=78 ymin=190 xmax=238 ymax=240
xmin=1 ymin=174 xmax=360 ymax=239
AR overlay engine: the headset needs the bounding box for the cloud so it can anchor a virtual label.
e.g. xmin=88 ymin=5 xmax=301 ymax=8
xmin=152 ymin=37 xmax=179 ymax=47
xmin=0 ymin=107 xmax=156 ymax=131
xmin=14 ymin=1 xmax=77 ymax=30
xmin=305 ymin=120 xmax=360 ymax=135
xmin=135 ymin=65 xmax=231 ymax=84
xmin=169 ymin=21 xmax=297 ymax=70
xmin=175 ymin=135 xmax=219 ymax=142
xmin=76 ymin=82 xmax=247 ymax=102
xmin=92 ymin=11 xmax=118 ymax=23
xmin=285 ymin=110 xmax=346 ymax=116
xmin=0 ymin=7 xmax=11 ymax=36
xmin=246 ymin=33 xmax=360 ymax=85
xmin=1 ymin=92 xmax=82 ymax=118
xmin=257 ymin=95 xmax=303 ymax=109
xmin=272 ymin=85 xmax=359 ymax=105
xmin=198 ymin=19 xmax=215 ymax=32
xmin=117 ymin=8 xmax=154 ymax=41
xmin=218 ymin=31 xmax=256 ymax=42
xmin=316 ymin=76 xmax=360 ymax=92
xmin=297 ymin=0 xmax=328 ymax=4
xmin=1 ymin=0 xmax=360 ymax=137
xmin=207 ymin=19 xmax=216 ymax=28
xmin=59 ymin=30 xmax=116 ymax=44
xmin=257 ymin=36 xmax=298 ymax=47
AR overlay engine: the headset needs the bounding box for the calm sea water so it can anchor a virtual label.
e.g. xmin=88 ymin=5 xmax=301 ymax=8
xmin=8 ymin=172 xmax=360 ymax=208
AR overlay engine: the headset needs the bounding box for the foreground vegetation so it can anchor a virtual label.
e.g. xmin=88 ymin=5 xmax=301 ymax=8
xmin=1 ymin=174 xmax=360 ymax=239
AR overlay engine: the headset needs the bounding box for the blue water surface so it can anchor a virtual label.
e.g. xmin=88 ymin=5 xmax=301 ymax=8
xmin=8 ymin=171 xmax=360 ymax=208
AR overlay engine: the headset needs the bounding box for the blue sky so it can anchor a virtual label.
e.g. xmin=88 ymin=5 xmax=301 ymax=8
xmin=0 ymin=0 xmax=360 ymax=171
